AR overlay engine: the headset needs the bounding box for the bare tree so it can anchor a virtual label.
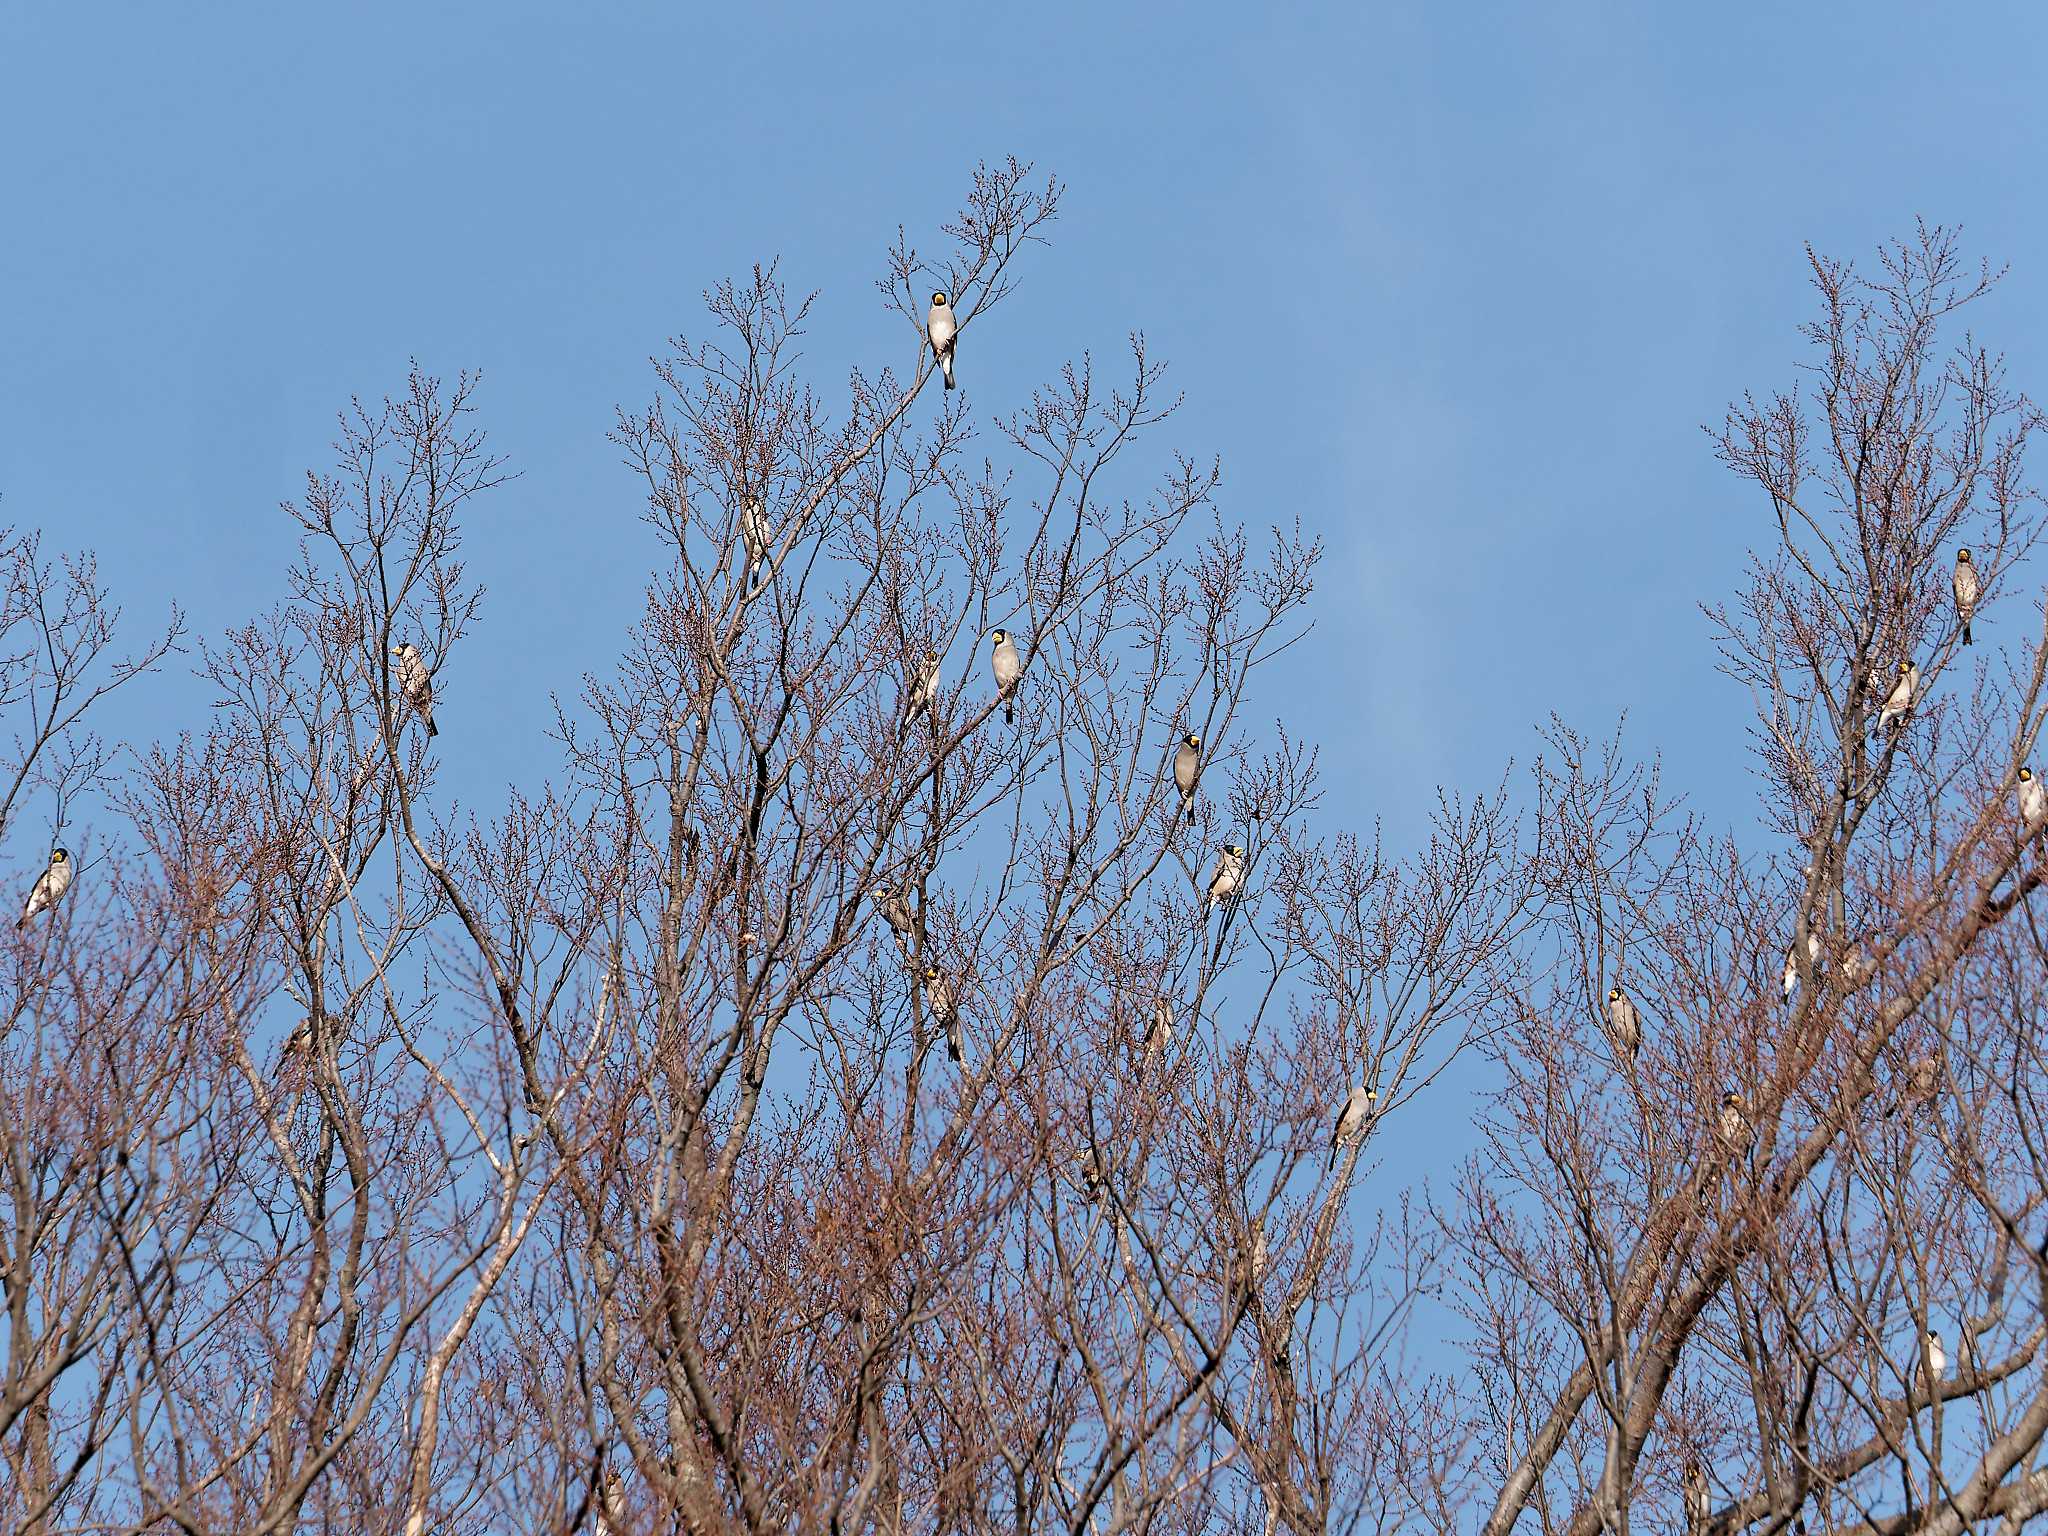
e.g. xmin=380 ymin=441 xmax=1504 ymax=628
xmin=1438 ymin=226 xmax=2048 ymax=1536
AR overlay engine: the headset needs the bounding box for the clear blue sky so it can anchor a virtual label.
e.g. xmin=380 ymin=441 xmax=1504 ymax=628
xmin=5 ymin=4 xmax=2046 ymax=845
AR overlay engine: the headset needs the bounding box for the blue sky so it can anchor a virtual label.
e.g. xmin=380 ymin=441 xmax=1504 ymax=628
xmin=5 ymin=4 xmax=2046 ymax=848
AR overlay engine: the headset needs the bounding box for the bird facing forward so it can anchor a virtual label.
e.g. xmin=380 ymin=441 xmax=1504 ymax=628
xmin=1953 ymin=548 xmax=1978 ymax=645
xmin=1605 ymin=986 xmax=1642 ymax=1060
xmin=927 ymin=292 xmax=958 ymax=390
xmin=392 ymin=642 xmax=438 ymax=738
xmin=18 ymin=847 xmax=71 ymax=929
xmin=2019 ymin=766 xmax=2047 ymax=833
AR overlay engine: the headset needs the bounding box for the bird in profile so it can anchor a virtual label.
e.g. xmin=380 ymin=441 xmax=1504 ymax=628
xmin=18 ymin=847 xmax=71 ymax=929
xmin=1328 ymin=1082 xmax=1377 ymax=1169
xmin=1605 ymin=985 xmax=1642 ymax=1060
xmin=1953 ymin=548 xmax=1978 ymax=645
xmin=391 ymin=641 xmax=438 ymax=738
xmin=1782 ymin=921 xmax=1821 ymax=1003
xmin=989 ymin=629 xmax=1021 ymax=723
xmin=1716 ymin=1090 xmax=1752 ymax=1153
xmin=1173 ymin=732 xmax=1202 ymax=825
xmin=927 ymin=291 xmax=958 ymax=390
xmin=2020 ymin=766 xmax=2047 ymax=833
xmin=899 ymin=649 xmax=940 ymax=740
xmin=1877 ymin=658 xmax=1918 ymax=733
xmin=868 ymin=885 xmax=915 ymax=953
xmin=923 ymin=966 xmax=961 ymax=1062
xmin=1206 ymin=844 xmax=1245 ymax=912
xmin=1840 ymin=944 xmax=1876 ymax=989
xmin=740 ymin=494 xmax=771 ymax=580
xmin=1682 ymin=1458 xmax=1709 ymax=1535
xmin=1924 ymin=1327 xmax=1947 ymax=1381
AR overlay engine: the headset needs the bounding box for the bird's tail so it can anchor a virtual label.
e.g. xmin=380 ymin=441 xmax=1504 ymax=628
xmin=1005 ymin=699 xmax=1014 ymax=725
xmin=942 ymin=354 xmax=955 ymax=390
xmin=1327 ymin=1144 xmax=1339 ymax=1172
xmin=947 ymin=1032 xmax=961 ymax=1063
xmin=1964 ymin=622 xmax=1974 ymax=645
xmin=15 ymin=914 xmax=25 ymax=931
xmin=427 ymin=715 xmax=439 ymax=738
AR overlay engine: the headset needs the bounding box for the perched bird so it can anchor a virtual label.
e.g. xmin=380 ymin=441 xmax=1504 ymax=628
xmin=596 ymin=1468 xmax=625 ymax=1536
xmin=1924 ymin=1327 xmax=1947 ymax=1381
xmin=1074 ymin=1144 xmax=1105 ymax=1203
xmin=391 ymin=642 xmax=438 ymax=738
xmin=740 ymin=494 xmax=771 ymax=580
xmin=1716 ymin=1090 xmax=1752 ymax=1153
xmin=868 ymin=885 xmax=915 ymax=953
xmin=1840 ymin=945 xmax=1876 ymax=989
xmin=1877 ymin=658 xmax=1918 ymax=733
xmin=989 ymin=629 xmax=1022 ymax=723
xmin=923 ymin=966 xmax=961 ymax=1062
xmin=1893 ymin=1054 xmax=1940 ymax=1114
xmin=1783 ymin=923 xmax=1821 ymax=1003
xmin=1605 ymin=986 xmax=1642 ymax=1060
xmin=926 ymin=291 xmax=958 ymax=390
xmin=1172 ymin=733 xmax=1202 ymax=824
xmin=1247 ymin=1220 xmax=1269 ymax=1286
xmin=1682 ymin=1458 xmax=1709 ymax=1535
xmin=898 ymin=650 xmax=940 ymax=740
xmin=1205 ymin=844 xmax=1246 ymax=911
xmin=1328 ymin=1082 xmax=1378 ymax=1169
xmin=18 ymin=847 xmax=71 ymax=929
xmin=1953 ymin=548 xmax=1979 ymax=645
xmin=2020 ymin=766 xmax=2047 ymax=833
xmin=1145 ymin=995 xmax=1173 ymax=1061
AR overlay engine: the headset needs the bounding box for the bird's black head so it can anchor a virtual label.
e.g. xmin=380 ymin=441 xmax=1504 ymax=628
xmin=1959 ymin=547 xmax=1973 ymax=562
xmin=2024 ymin=767 xmax=2036 ymax=783
xmin=1720 ymin=1090 xmax=1740 ymax=1107
xmin=1184 ymin=732 xmax=1201 ymax=749
xmin=1608 ymin=987 xmax=1623 ymax=1002
xmin=990 ymin=628 xmax=1008 ymax=644
xmin=1899 ymin=658 xmax=1913 ymax=672
xmin=932 ymin=291 xmax=949 ymax=306
xmin=51 ymin=847 xmax=68 ymax=865
xmin=923 ymin=966 xmax=940 ymax=981
xmin=1225 ymin=843 xmax=1244 ymax=858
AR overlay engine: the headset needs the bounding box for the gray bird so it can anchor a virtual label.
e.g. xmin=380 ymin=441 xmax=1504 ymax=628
xmin=927 ymin=291 xmax=958 ymax=390
xmin=1205 ymin=844 xmax=1245 ymax=911
xmin=1145 ymin=995 xmax=1173 ymax=1061
xmin=1716 ymin=1090 xmax=1752 ymax=1153
xmin=989 ymin=629 xmax=1021 ymax=723
xmin=868 ymin=885 xmax=914 ymax=953
xmin=596 ymin=1469 xmax=625 ymax=1536
xmin=2019 ymin=766 xmax=2047 ymax=833
xmin=899 ymin=649 xmax=940 ymax=740
xmin=923 ymin=966 xmax=961 ymax=1061
xmin=1953 ymin=548 xmax=1978 ymax=645
xmin=1877 ymin=658 xmax=1918 ymax=733
xmin=1172 ymin=732 xmax=1202 ymax=824
xmin=1924 ymin=1327 xmax=1947 ymax=1380
xmin=1894 ymin=1053 xmax=1940 ymax=1114
xmin=1682 ymin=1459 xmax=1709 ymax=1535
xmin=740 ymin=494 xmax=771 ymax=580
xmin=391 ymin=642 xmax=438 ymax=738
xmin=18 ymin=847 xmax=71 ymax=929
xmin=1329 ymin=1082 xmax=1377 ymax=1169
xmin=1782 ymin=921 xmax=1821 ymax=1003
xmin=1606 ymin=986 xmax=1642 ymax=1059
xmin=1840 ymin=945 xmax=1876 ymax=989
